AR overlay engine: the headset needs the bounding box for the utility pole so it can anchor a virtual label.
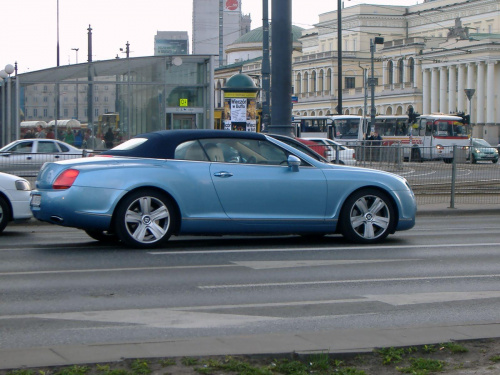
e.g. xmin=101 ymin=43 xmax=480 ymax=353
xmin=261 ymin=0 xmax=271 ymax=132
xmin=370 ymin=37 xmax=384 ymax=130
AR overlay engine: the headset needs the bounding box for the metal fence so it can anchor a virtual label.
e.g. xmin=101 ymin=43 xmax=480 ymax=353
xmin=309 ymin=143 xmax=500 ymax=206
xmin=2 ymin=146 xmax=499 ymax=207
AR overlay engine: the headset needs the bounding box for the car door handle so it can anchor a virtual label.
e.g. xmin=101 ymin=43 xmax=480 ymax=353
xmin=55 ymin=155 xmax=60 ymax=158
xmin=26 ymin=156 xmax=32 ymax=160
xmin=213 ymin=171 xmax=233 ymax=178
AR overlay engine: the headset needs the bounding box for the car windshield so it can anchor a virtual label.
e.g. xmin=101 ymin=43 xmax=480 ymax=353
xmin=474 ymin=139 xmax=492 ymax=148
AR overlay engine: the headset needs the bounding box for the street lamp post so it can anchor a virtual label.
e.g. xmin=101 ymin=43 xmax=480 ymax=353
xmin=0 ymin=69 xmax=7 ymax=146
xmin=370 ymin=37 xmax=384 ymax=131
xmin=72 ymin=48 xmax=79 ymax=64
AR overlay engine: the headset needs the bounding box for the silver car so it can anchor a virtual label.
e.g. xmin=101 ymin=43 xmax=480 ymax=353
xmin=0 ymin=139 xmax=87 ymax=177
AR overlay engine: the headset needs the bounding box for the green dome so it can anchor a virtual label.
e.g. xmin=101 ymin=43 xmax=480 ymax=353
xmin=234 ymin=24 xmax=304 ymax=44
xmin=224 ymin=73 xmax=259 ymax=92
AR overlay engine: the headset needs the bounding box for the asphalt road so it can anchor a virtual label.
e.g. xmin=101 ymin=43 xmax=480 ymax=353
xmin=1 ymin=210 xmax=500 ymax=368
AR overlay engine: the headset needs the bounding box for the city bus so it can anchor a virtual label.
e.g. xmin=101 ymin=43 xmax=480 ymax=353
xmin=293 ymin=115 xmax=367 ymax=144
xmin=369 ymin=114 xmax=470 ymax=162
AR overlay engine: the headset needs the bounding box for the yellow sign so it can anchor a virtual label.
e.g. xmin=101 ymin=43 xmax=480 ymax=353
xmin=179 ymin=98 xmax=188 ymax=107
xmin=224 ymin=92 xmax=257 ymax=98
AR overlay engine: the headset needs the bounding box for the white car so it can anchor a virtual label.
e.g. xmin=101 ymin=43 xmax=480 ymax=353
xmin=0 ymin=172 xmax=32 ymax=233
xmin=0 ymin=139 xmax=87 ymax=177
xmin=303 ymin=138 xmax=356 ymax=165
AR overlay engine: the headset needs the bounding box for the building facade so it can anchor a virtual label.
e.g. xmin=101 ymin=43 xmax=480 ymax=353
xmin=214 ymin=0 xmax=500 ymax=145
xmin=192 ymin=0 xmax=251 ymax=67
xmin=154 ymin=31 xmax=189 ymax=56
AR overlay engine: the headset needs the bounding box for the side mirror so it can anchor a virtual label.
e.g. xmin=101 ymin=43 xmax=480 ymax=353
xmin=287 ymin=154 xmax=301 ymax=172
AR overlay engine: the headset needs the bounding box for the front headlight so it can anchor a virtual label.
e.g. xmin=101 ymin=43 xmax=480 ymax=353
xmin=15 ymin=179 xmax=31 ymax=191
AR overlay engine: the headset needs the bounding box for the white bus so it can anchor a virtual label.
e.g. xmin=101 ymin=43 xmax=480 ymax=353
xmin=370 ymin=114 xmax=470 ymax=162
xmin=293 ymin=115 xmax=367 ymax=144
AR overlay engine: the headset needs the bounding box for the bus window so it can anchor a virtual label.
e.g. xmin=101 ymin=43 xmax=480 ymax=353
xmin=395 ymin=120 xmax=408 ymax=136
xmin=335 ymin=119 xmax=360 ymax=138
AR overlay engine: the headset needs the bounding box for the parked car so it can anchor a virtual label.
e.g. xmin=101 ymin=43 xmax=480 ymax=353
xmin=30 ymin=130 xmax=416 ymax=248
xmin=0 ymin=172 xmax=32 ymax=233
xmin=267 ymin=134 xmax=329 ymax=162
xmin=470 ymin=138 xmax=498 ymax=164
xmin=303 ymin=137 xmax=357 ymax=165
xmin=0 ymin=139 xmax=88 ymax=177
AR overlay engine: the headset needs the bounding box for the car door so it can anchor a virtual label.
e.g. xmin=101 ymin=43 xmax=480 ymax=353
xmin=33 ymin=140 xmax=63 ymax=170
xmin=0 ymin=140 xmax=36 ymax=176
xmin=205 ymin=138 xmax=328 ymax=222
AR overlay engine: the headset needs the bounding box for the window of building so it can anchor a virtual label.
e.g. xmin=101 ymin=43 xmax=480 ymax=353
xmin=95 ymin=108 xmax=99 ymax=117
xmin=33 ymin=109 xmax=38 ymax=117
xmin=345 ymin=77 xmax=355 ymax=89
xmin=43 ymin=109 xmax=47 ymax=117
xmin=388 ymin=61 xmax=394 ymax=84
xmin=64 ymin=108 xmax=68 ymax=117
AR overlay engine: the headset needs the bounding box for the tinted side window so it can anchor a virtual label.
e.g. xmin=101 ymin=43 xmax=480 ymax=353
xmin=175 ymin=140 xmax=208 ymax=161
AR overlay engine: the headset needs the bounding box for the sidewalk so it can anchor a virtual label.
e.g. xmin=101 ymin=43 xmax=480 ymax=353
xmin=2 ymin=323 xmax=500 ymax=370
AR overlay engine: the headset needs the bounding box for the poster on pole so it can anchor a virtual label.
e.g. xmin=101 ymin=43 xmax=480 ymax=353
xmin=230 ymin=98 xmax=247 ymax=123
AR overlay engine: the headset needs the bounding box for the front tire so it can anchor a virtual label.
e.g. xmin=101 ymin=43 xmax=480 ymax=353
xmin=339 ymin=189 xmax=395 ymax=244
xmin=0 ymin=196 xmax=11 ymax=234
xmin=114 ymin=189 xmax=176 ymax=249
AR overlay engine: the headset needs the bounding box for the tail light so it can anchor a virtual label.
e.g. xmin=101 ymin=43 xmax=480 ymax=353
xmin=53 ymin=169 xmax=79 ymax=190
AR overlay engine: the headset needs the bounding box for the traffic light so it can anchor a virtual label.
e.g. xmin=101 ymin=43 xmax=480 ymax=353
xmin=457 ymin=112 xmax=470 ymax=125
xmin=408 ymin=107 xmax=420 ymax=124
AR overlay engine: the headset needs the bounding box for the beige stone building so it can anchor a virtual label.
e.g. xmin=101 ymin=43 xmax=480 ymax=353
xmin=214 ymin=0 xmax=500 ymax=144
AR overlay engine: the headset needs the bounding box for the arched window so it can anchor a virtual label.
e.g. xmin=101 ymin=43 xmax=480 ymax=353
xmin=388 ymin=61 xmax=394 ymax=85
xmin=326 ymin=69 xmax=332 ymax=91
xmin=319 ymin=70 xmax=324 ymax=92
xmin=296 ymin=73 xmax=302 ymax=94
xmin=408 ymin=58 xmax=415 ymax=84
xmin=311 ymin=71 xmax=317 ymax=92
xmin=398 ymin=59 xmax=404 ymax=84
xmin=303 ymin=72 xmax=309 ymax=93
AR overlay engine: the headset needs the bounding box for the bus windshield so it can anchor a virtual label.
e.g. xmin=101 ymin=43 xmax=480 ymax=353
xmin=334 ymin=118 xmax=362 ymax=139
xmin=432 ymin=120 xmax=466 ymax=137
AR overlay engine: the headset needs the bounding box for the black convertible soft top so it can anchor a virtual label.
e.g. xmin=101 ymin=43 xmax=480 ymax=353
xmin=100 ymin=129 xmax=268 ymax=159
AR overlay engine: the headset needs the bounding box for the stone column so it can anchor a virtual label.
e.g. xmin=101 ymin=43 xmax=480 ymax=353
xmin=431 ymin=67 xmax=439 ymax=114
xmin=422 ymin=68 xmax=431 ymax=115
xmin=486 ymin=61 xmax=495 ymax=124
xmin=439 ymin=66 xmax=448 ymax=114
xmin=477 ymin=61 xmax=485 ymax=125
xmin=448 ymin=65 xmax=456 ymax=113
xmin=457 ymin=64 xmax=466 ymax=113
xmin=467 ymin=63 xmax=476 ymax=124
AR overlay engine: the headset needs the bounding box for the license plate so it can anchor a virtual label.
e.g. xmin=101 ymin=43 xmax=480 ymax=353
xmin=30 ymin=194 xmax=41 ymax=207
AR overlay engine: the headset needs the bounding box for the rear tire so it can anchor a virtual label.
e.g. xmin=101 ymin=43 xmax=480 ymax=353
xmin=0 ymin=196 xmax=11 ymax=234
xmin=114 ymin=189 xmax=176 ymax=249
xmin=339 ymin=189 xmax=395 ymax=244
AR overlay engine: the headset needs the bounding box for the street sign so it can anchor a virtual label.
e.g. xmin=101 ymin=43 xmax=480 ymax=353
xmin=464 ymin=89 xmax=475 ymax=100
xmin=291 ymin=96 xmax=298 ymax=103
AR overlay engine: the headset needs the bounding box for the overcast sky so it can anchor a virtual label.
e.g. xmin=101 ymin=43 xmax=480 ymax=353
xmin=1 ymin=0 xmax=419 ymax=74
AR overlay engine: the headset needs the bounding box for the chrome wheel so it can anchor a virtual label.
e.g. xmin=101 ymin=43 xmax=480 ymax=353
xmin=340 ymin=189 xmax=394 ymax=244
xmin=115 ymin=190 xmax=175 ymax=248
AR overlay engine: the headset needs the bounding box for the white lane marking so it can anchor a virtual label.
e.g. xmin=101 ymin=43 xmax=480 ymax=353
xmin=0 ymin=259 xmax=419 ymax=276
xmin=3 ymin=291 xmax=499 ymax=328
xmin=0 ymin=265 xmax=235 ymax=276
xmin=199 ymin=274 xmax=500 ymax=289
xmin=2 ymin=309 xmax=281 ymax=329
xmin=364 ymin=291 xmax=500 ymax=306
xmin=149 ymin=242 xmax=500 ymax=255
xmin=231 ymin=259 xmax=420 ymax=269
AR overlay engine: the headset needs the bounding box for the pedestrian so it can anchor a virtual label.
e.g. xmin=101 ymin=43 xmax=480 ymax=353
xmin=36 ymin=125 xmax=46 ymax=138
xmin=104 ymin=127 xmax=114 ymax=149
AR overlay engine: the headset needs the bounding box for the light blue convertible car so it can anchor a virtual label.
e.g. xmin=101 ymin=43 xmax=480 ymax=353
xmin=31 ymin=130 xmax=416 ymax=248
